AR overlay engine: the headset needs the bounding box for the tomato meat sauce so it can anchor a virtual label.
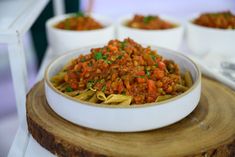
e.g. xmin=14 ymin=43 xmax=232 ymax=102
xmin=63 ymin=38 xmax=181 ymax=104
xmin=193 ymin=11 xmax=235 ymax=29
xmin=54 ymin=12 xmax=103 ymax=31
xmin=127 ymin=14 xmax=176 ymax=30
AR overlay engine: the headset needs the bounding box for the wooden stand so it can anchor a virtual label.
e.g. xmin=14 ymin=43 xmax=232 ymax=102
xmin=26 ymin=77 xmax=235 ymax=157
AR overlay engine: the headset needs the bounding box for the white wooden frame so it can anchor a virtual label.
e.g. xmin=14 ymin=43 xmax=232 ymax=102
xmin=0 ymin=0 xmax=50 ymax=156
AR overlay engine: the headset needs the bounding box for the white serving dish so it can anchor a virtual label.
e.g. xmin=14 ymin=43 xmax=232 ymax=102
xmin=46 ymin=14 xmax=115 ymax=54
xmin=187 ymin=20 xmax=235 ymax=56
xmin=117 ymin=15 xmax=184 ymax=51
xmin=44 ymin=45 xmax=201 ymax=132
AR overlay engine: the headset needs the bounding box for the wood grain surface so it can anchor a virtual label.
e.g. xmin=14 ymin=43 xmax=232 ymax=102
xmin=27 ymin=77 xmax=235 ymax=157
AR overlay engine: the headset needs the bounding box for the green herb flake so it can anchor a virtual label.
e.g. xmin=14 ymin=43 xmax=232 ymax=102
xmin=143 ymin=15 xmax=156 ymax=24
xmin=102 ymin=55 xmax=108 ymax=60
xmin=65 ymin=86 xmax=73 ymax=92
xmin=94 ymin=52 xmax=103 ymax=60
xmin=155 ymin=63 xmax=159 ymax=67
xmin=101 ymin=85 xmax=106 ymax=92
xmin=87 ymin=80 xmax=95 ymax=89
xmin=135 ymin=75 xmax=145 ymax=78
xmin=145 ymin=69 xmax=151 ymax=78
xmin=81 ymin=57 xmax=86 ymax=62
xmin=120 ymin=41 xmax=127 ymax=50
xmin=150 ymin=54 xmax=157 ymax=61
xmin=88 ymin=61 xmax=93 ymax=67
xmin=105 ymin=60 xmax=112 ymax=64
xmin=75 ymin=12 xmax=84 ymax=17
xmin=100 ymin=79 xmax=105 ymax=83
xmin=117 ymin=55 xmax=123 ymax=60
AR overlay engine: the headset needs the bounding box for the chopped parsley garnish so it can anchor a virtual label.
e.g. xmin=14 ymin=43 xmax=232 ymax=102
xmin=104 ymin=60 xmax=112 ymax=64
xmin=145 ymin=69 xmax=151 ymax=78
xmin=65 ymin=86 xmax=73 ymax=92
xmin=150 ymin=54 xmax=157 ymax=61
xmin=101 ymin=85 xmax=106 ymax=92
xmin=117 ymin=55 xmax=123 ymax=60
xmin=88 ymin=61 xmax=93 ymax=67
xmin=87 ymin=80 xmax=95 ymax=89
xmin=75 ymin=12 xmax=84 ymax=17
xmin=120 ymin=41 xmax=127 ymax=50
xmin=102 ymin=55 xmax=108 ymax=60
xmin=81 ymin=57 xmax=86 ymax=62
xmin=135 ymin=75 xmax=145 ymax=78
xmin=100 ymin=79 xmax=105 ymax=83
xmin=94 ymin=52 xmax=110 ymax=62
xmin=143 ymin=16 xmax=155 ymax=24
xmin=155 ymin=63 xmax=159 ymax=67
xmin=94 ymin=52 xmax=103 ymax=60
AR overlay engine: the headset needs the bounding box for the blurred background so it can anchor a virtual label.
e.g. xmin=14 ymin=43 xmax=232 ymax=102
xmin=0 ymin=0 xmax=234 ymax=156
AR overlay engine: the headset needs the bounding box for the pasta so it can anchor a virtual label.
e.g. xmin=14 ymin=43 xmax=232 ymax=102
xmin=104 ymin=94 xmax=132 ymax=104
xmin=156 ymin=95 xmax=173 ymax=102
xmin=51 ymin=38 xmax=193 ymax=105
xmin=74 ymin=90 xmax=95 ymax=101
xmin=184 ymin=71 xmax=193 ymax=88
xmin=96 ymin=91 xmax=106 ymax=101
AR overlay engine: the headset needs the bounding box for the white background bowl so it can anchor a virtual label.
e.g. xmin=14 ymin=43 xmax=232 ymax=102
xmin=187 ymin=20 xmax=235 ymax=56
xmin=46 ymin=14 xmax=115 ymax=54
xmin=44 ymin=46 xmax=201 ymax=132
xmin=117 ymin=15 xmax=184 ymax=51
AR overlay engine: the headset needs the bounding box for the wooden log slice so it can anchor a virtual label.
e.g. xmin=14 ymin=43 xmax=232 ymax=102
xmin=27 ymin=77 xmax=235 ymax=157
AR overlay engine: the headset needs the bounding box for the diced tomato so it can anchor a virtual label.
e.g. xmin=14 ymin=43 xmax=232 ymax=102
xmin=106 ymin=81 xmax=111 ymax=89
xmin=74 ymin=63 xmax=82 ymax=70
xmin=124 ymin=80 xmax=131 ymax=90
xmin=136 ymin=71 xmax=145 ymax=76
xmin=137 ymin=77 xmax=146 ymax=83
xmin=147 ymin=79 xmax=156 ymax=93
xmin=80 ymin=69 xmax=88 ymax=77
xmin=111 ymin=73 xmax=118 ymax=81
xmin=154 ymin=69 xmax=164 ymax=79
xmin=108 ymin=45 xmax=118 ymax=51
xmin=134 ymin=96 xmax=144 ymax=104
xmin=166 ymin=86 xmax=173 ymax=93
xmin=158 ymin=61 xmax=166 ymax=70
xmin=147 ymin=96 xmax=156 ymax=103
xmin=156 ymin=81 xmax=163 ymax=87
xmin=138 ymin=56 xmax=145 ymax=65
xmin=117 ymin=81 xmax=124 ymax=93
xmin=82 ymin=63 xmax=88 ymax=69
xmin=68 ymin=72 xmax=77 ymax=79
xmin=64 ymin=74 xmax=69 ymax=82
xmin=70 ymin=82 xmax=78 ymax=89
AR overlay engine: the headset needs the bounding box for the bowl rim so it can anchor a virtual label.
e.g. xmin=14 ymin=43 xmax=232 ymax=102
xmin=44 ymin=45 xmax=201 ymax=109
xmin=46 ymin=13 xmax=115 ymax=33
xmin=117 ymin=14 xmax=183 ymax=32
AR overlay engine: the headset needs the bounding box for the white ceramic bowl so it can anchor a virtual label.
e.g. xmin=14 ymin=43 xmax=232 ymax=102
xmin=187 ymin=20 xmax=235 ymax=56
xmin=117 ymin=15 xmax=184 ymax=51
xmin=46 ymin=14 xmax=115 ymax=54
xmin=44 ymin=46 xmax=201 ymax=132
